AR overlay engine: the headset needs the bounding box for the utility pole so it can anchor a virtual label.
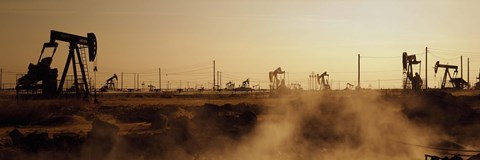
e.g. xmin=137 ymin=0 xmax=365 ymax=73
xmin=468 ymin=58 xmax=470 ymax=87
xmin=425 ymin=47 xmax=428 ymax=89
xmin=287 ymin=72 xmax=290 ymax=88
xmin=213 ymin=60 xmax=215 ymax=90
xmin=308 ymin=75 xmax=312 ymax=90
xmin=312 ymin=74 xmax=314 ymax=90
xmin=358 ymin=54 xmax=360 ymax=90
xmin=338 ymin=80 xmax=340 ymax=90
xmin=121 ymin=72 xmax=123 ymax=91
xmin=159 ymin=68 xmax=162 ymax=90
xmin=461 ymin=56 xmax=463 ymax=79
xmin=0 ymin=68 xmax=2 ymax=90
xmin=378 ymin=80 xmax=380 ymax=89
xmin=133 ymin=73 xmax=136 ymax=90
xmin=93 ymin=65 xmax=98 ymax=103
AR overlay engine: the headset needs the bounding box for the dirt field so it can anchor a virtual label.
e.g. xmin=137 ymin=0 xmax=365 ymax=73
xmin=0 ymin=89 xmax=479 ymax=160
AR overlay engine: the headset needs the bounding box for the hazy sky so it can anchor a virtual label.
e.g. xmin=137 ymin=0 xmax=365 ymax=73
xmin=1 ymin=0 xmax=480 ymax=89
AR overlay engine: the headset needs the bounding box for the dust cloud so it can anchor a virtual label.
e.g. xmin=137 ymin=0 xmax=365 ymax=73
xmin=212 ymin=91 xmax=441 ymax=160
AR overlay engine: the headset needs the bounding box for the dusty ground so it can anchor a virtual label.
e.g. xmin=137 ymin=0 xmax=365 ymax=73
xmin=0 ymin=89 xmax=479 ymax=160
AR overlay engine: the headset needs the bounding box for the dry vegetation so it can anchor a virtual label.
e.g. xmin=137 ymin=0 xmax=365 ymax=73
xmin=0 ymin=90 xmax=479 ymax=159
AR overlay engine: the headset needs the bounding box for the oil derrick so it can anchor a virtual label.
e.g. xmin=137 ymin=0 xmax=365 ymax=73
xmin=100 ymin=74 xmax=118 ymax=92
xmin=316 ymin=72 xmax=331 ymax=90
xmin=402 ymin=52 xmax=422 ymax=91
xmin=269 ymin=67 xmax=286 ymax=90
xmin=434 ymin=61 xmax=469 ymax=89
xmin=17 ymin=30 xmax=97 ymax=98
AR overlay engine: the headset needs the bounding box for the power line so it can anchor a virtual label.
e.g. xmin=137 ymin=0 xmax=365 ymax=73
xmin=165 ymin=66 xmax=212 ymax=75
xmin=163 ymin=61 xmax=212 ymax=71
xmin=429 ymin=48 xmax=480 ymax=56
xmin=361 ymin=52 xmax=426 ymax=59
xmin=330 ymin=70 xmax=402 ymax=74
xmin=429 ymin=52 xmax=461 ymax=61
xmin=361 ymin=55 xmax=401 ymax=59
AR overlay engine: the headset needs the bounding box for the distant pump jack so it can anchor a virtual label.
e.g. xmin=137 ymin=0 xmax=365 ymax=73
xmin=402 ymin=52 xmax=422 ymax=91
xmin=434 ymin=61 xmax=469 ymax=89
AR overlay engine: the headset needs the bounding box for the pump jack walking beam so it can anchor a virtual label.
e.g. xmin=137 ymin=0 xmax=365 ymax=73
xmin=44 ymin=30 xmax=97 ymax=97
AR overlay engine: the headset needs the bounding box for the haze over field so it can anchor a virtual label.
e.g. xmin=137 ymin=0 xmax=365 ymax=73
xmin=1 ymin=0 xmax=480 ymax=89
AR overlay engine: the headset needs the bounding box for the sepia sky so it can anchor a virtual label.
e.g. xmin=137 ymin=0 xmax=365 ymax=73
xmin=1 ymin=0 xmax=480 ymax=89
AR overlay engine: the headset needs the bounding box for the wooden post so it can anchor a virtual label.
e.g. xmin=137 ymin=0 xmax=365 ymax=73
xmin=213 ymin=60 xmax=215 ymax=90
xmin=468 ymin=58 xmax=470 ymax=87
xmin=425 ymin=47 xmax=428 ymax=89
xmin=461 ymin=56 xmax=463 ymax=79
xmin=158 ymin=68 xmax=162 ymax=91
xmin=358 ymin=54 xmax=360 ymax=90
xmin=0 ymin=68 xmax=2 ymax=90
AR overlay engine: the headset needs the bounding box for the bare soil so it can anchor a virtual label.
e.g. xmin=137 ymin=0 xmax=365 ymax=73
xmin=0 ymin=89 xmax=479 ymax=159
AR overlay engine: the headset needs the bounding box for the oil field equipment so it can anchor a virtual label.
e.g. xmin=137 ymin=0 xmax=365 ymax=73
xmin=241 ymin=78 xmax=250 ymax=88
xmin=269 ymin=67 xmax=286 ymax=90
xmin=475 ymin=69 xmax=480 ymax=89
xmin=290 ymin=83 xmax=302 ymax=90
xmin=434 ymin=61 xmax=469 ymax=89
xmin=345 ymin=83 xmax=355 ymax=90
xmin=16 ymin=57 xmax=58 ymax=96
xmin=225 ymin=81 xmax=235 ymax=90
xmin=16 ymin=30 xmax=97 ymax=98
xmin=100 ymin=74 xmax=118 ymax=92
xmin=316 ymin=72 xmax=331 ymax=90
xmin=252 ymin=84 xmax=260 ymax=90
xmin=235 ymin=78 xmax=253 ymax=91
xmin=402 ymin=52 xmax=422 ymax=91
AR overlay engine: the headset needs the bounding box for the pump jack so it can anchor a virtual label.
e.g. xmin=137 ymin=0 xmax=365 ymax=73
xmin=475 ymin=70 xmax=480 ymax=90
xmin=235 ymin=78 xmax=253 ymax=91
xmin=434 ymin=61 xmax=469 ymax=89
xmin=402 ymin=52 xmax=422 ymax=91
xmin=345 ymin=83 xmax=354 ymax=90
xmin=269 ymin=67 xmax=286 ymax=90
xmin=241 ymin=78 xmax=250 ymax=88
xmin=100 ymin=74 xmax=118 ymax=92
xmin=16 ymin=30 xmax=97 ymax=98
xmin=316 ymin=72 xmax=331 ymax=90
xmin=225 ymin=81 xmax=235 ymax=90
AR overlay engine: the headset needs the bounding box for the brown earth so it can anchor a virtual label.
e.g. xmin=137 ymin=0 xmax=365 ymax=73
xmin=0 ymin=89 xmax=479 ymax=160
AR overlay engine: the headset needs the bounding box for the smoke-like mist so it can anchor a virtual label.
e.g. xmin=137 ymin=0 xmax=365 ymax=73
xmin=210 ymin=91 xmax=441 ymax=160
